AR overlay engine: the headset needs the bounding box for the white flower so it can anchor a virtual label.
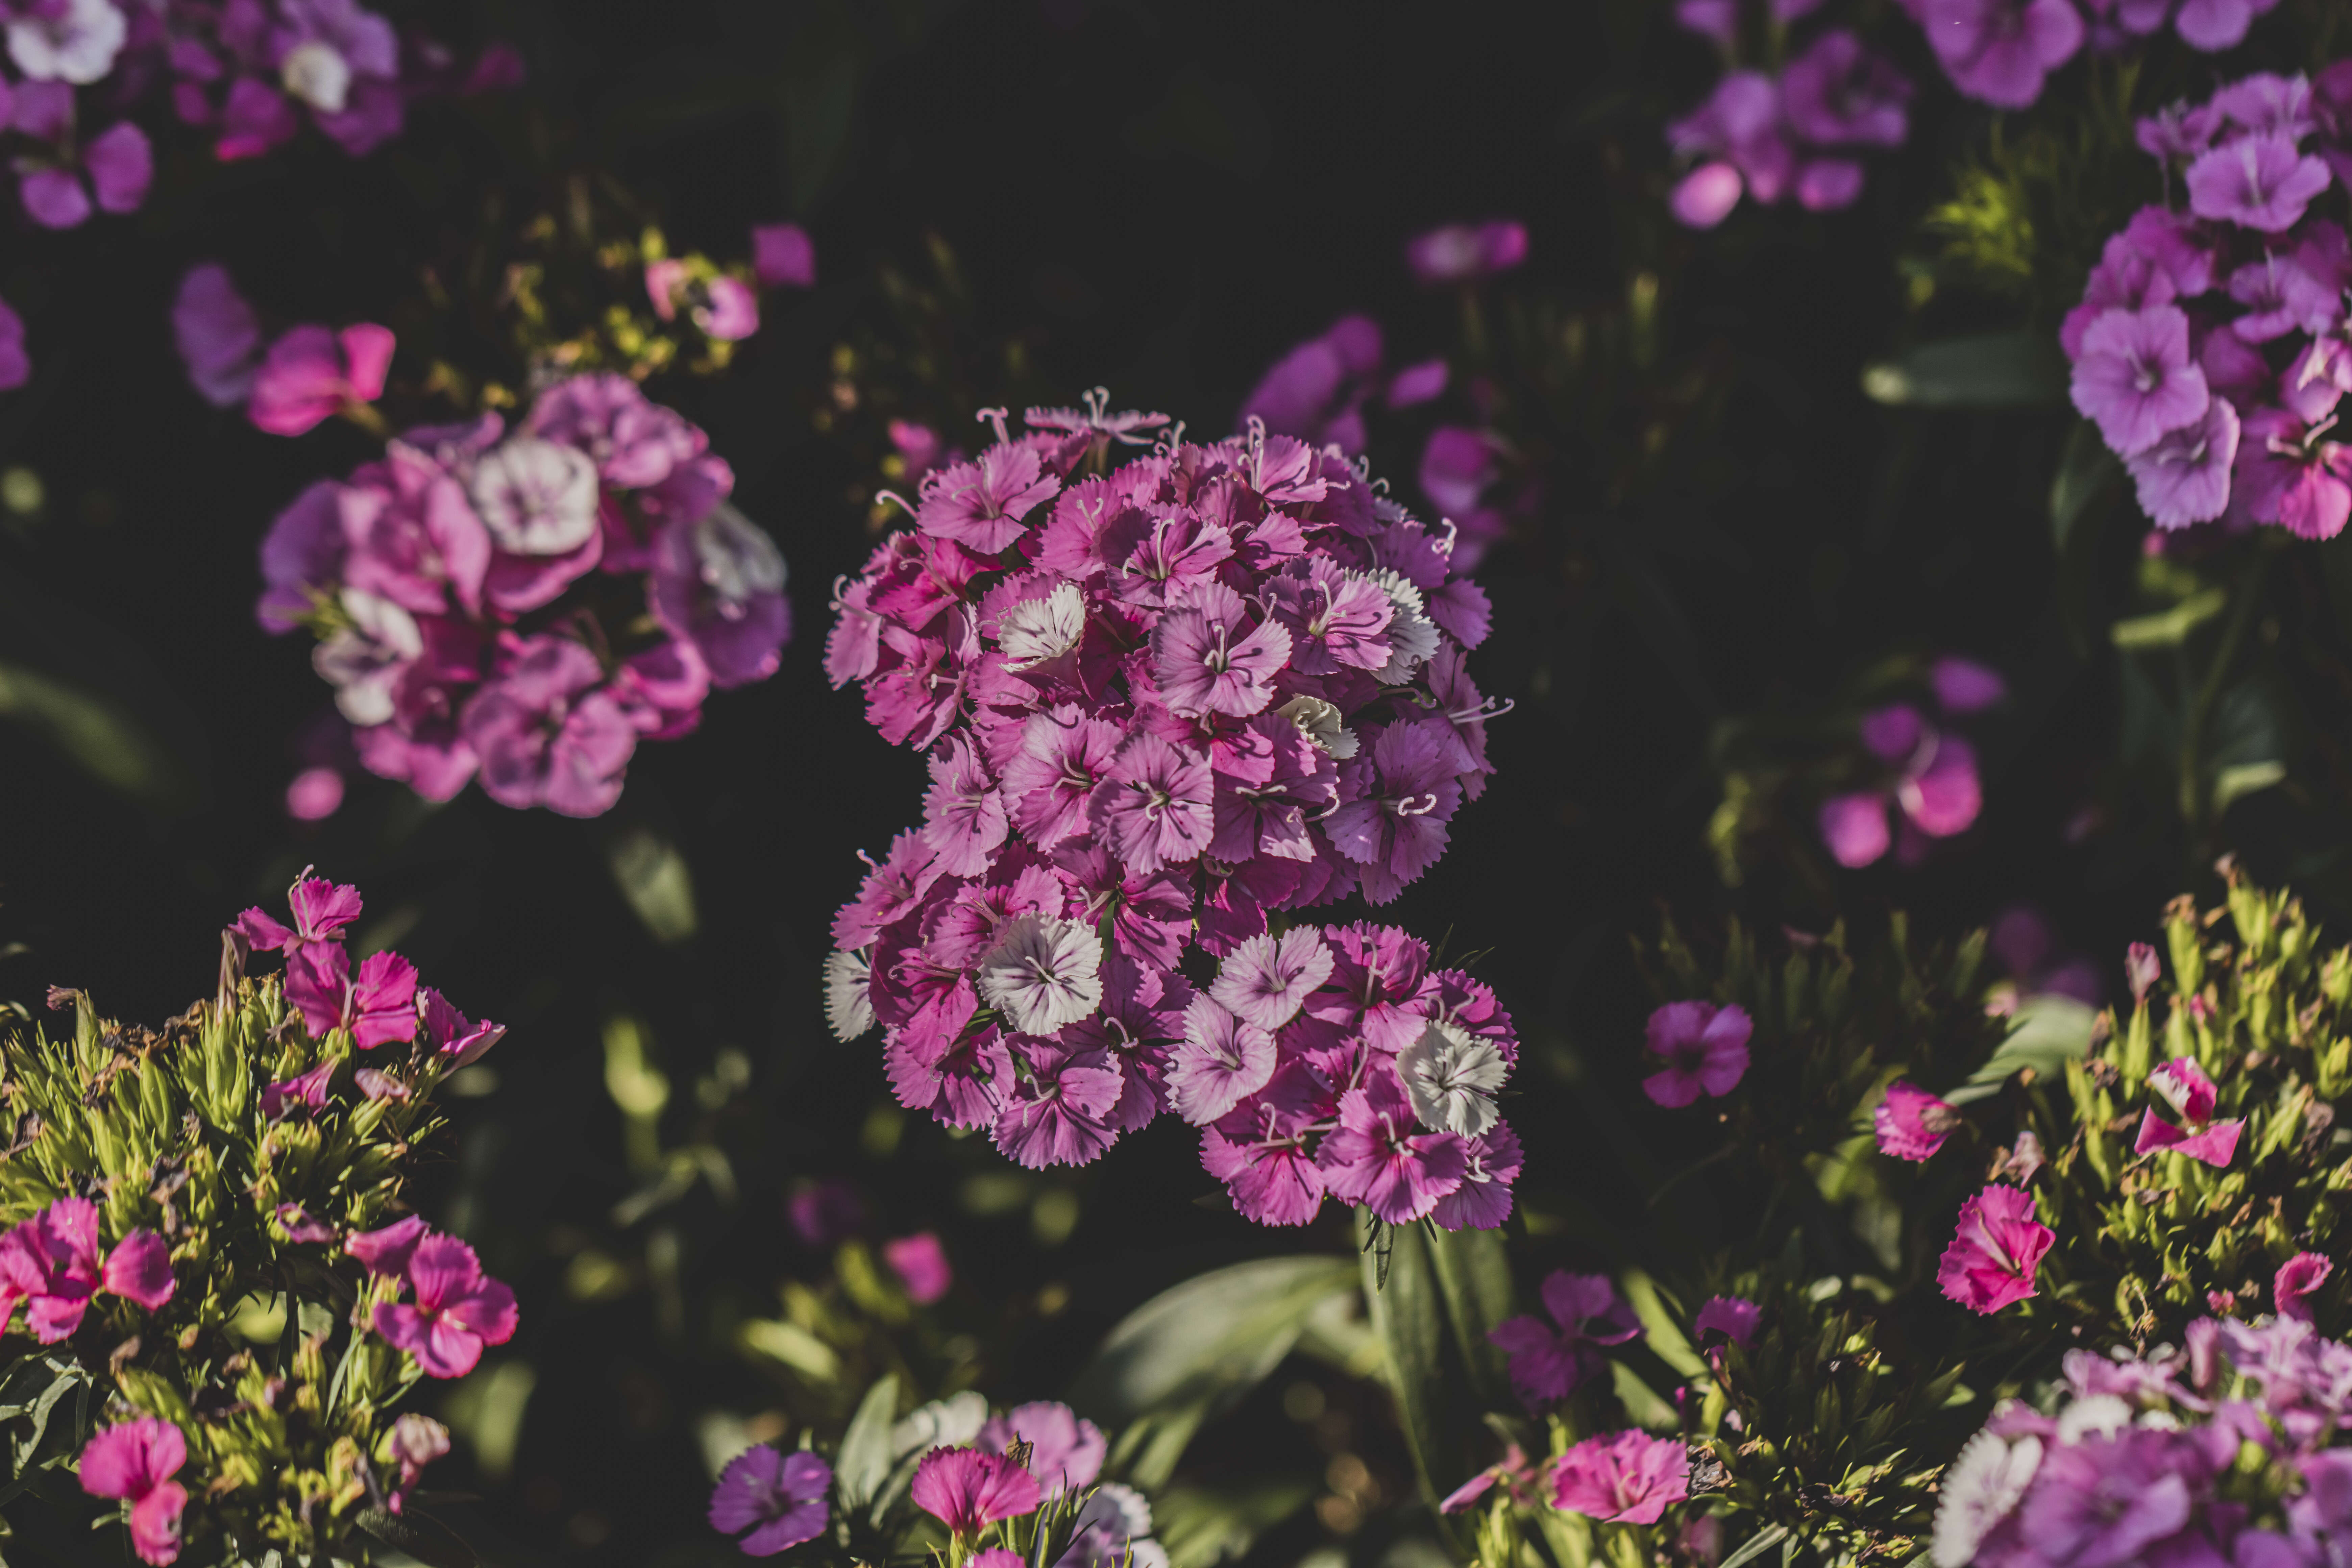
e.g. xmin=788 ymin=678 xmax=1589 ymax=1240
xmin=313 ymin=589 xmax=421 ymax=726
xmin=976 ymin=913 xmax=1104 ymax=1036
xmin=7 ymin=0 xmax=125 ymax=85
xmin=824 ymin=950 xmax=875 ymax=1042
xmin=467 ymin=437 xmax=601 ymax=555
xmin=1056 ymin=1484 xmax=1168 ymax=1568
xmin=1368 ymin=569 xmax=1440 ymax=684
xmin=1931 ymin=1430 xmax=2042 ymax=1568
xmin=999 ymin=581 xmax=1085 ymax=670
xmin=1396 ymin=1018 xmax=1508 ymax=1137
xmin=684 ymin=503 xmax=787 ymax=604
xmin=280 ymin=39 xmax=352 ymax=112
xmin=1276 ymin=694 xmax=1359 ymax=759
xmin=2054 ymin=1393 xmax=2132 ymax=1446
xmin=891 ymin=1391 xmax=989 ymax=1458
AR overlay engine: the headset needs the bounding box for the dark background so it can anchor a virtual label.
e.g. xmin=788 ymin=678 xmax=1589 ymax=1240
xmin=0 ymin=0 xmax=2289 ymax=1561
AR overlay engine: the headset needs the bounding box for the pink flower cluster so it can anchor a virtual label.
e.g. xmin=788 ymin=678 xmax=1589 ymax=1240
xmin=0 ymin=0 xmax=515 ymax=237
xmin=346 ymin=1214 xmax=517 ymax=1378
xmin=1818 ymin=658 xmax=2003 ymax=869
xmin=0 ymin=1195 xmax=175 ymax=1343
xmin=254 ymin=372 xmax=788 ymax=815
xmin=823 ymin=400 xmax=1514 ymax=1223
xmin=77 ymin=1416 xmax=187 ymax=1566
xmin=1868 ymin=1080 xmax=2061 ymax=1314
xmin=1668 ymin=4 xmax=1913 ymax=228
xmin=2067 ymin=71 xmax=2352 ymax=538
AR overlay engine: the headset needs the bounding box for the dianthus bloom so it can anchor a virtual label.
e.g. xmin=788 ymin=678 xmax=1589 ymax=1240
xmin=1404 ymin=221 xmax=1527 ymax=285
xmin=708 ymin=1446 xmax=832 ymax=1556
xmin=1488 ymin=1270 xmax=1642 ymax=1409
xmin=884 ymin=1231 xmax=952 ymax=1303
xmin=369 ymin=1229 xmax=519 ymax=1378
xmin=1874 ymin=1080 xmax=1960 ymax=1161
xmin=1937 ymin=1184 xmax=2054 ymax=1314
xmin=255 ymin=372 xmax=787 ymax=814
xmin=2068 ymin=70 xmax=2352 ymax=538
xmin=978 ymin=1401 xmax=1106 ymax=1495
xmin=910 ymin=1447 xmax=1042 ymax=1537
xmin=1665 ymin=25 xmax=1911 ymax=227
xmin=1818 ymin=695 xmax=1984 ymax=868
xmin=0 ymin=1196 xmax=176 ymax=1341
xmin=1897 ymin=0 xmax=2083 ymax=109
xmin=1694 ymin=1295 xmax=1761 ymax=1348
xmin=2133 ymin=1056 xmax=2244 ymax=1166
xmin=1640 ymin=1000 xmax=1751 ymax=1107
xmin=1548 ymin=1429 xmax=1691 ymax=1525
xmin=825 ymin=401 xmax=1511 ymax=1225
xmin=78 ymin=1417 xmax=188 ymax=1566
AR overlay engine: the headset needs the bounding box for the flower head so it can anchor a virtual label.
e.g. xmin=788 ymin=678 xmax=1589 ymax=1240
xmin=249 ymin=322 xmax=394 ymax=436
xmin=1405 ymin=221 xmax=1527 ymax=286
xmin=2135 ymin=1057 xmax=2244 ymax=1166
xmin=910 ymin=1447 xmax=1041 ymax=1537
xmin=1547 ymin=1429 xmax=1690 ymax=1525
xmin=1694 ymin=1295 xmax=1760 ymax=1348
xmin=978 ymin=1402 xmax=1106 ymax=1496
xmin=1875 ymin=1080 xmax=1961 ymax=1161
xmin=1930 ymin=1430 xmax=2042 ymax=1568
xmin=709 ymin=1446 xmax=832 ymax=1556
xmin=1488 ymin=1270 xmax=1641 ymax=1408
xmin=1641 ymin=1000 xmax=1752 ymax=1107
xmin=371 ymin=1231 xmax=519 ymax=1378
xmin=77 ymin=1417 xmax=186 ymax=1566
xmin=753 ymin=223 xmax=816 ymax=288
xmin=1938 ymin=1184 xmax=2054 ymax=1314
xmin=172 ymin=264 xmax=261 ymax=407
xmin=884 ymin=1232 xmax=952 ymax=1303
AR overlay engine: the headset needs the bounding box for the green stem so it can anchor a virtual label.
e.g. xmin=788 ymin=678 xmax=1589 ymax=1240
xmin=2176 ymin=547 xmax=2270 ymax=837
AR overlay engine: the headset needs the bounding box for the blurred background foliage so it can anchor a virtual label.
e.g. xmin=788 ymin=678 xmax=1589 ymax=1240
xmin=7 ymin=0 xmax=2352 ymax=1563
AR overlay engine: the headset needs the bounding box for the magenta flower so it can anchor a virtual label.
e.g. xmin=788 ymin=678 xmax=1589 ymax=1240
xmin=1931 ymin=656 xmax=2007 ymax=714
xmin=918 ymin=444 xmax=1060 ymax=554
xmin=1317 ymin=1076 xmax=1467 ymax=1224
xmin=753 ymin=223 xmax=816 ymax=288
xmin=1405 ymin=221 xmax=1527 ymax=286
xmin=1875 ymin=1081 xmax=1961 ymax=1161
xmin=1488 ymin=1270 xmax=1642 ymax=1408
xmin=372 ymin=1231 xmax=519 ymax=1378
xmin=910 ymin=1447 xmax=1042 ymax=1537
xmin=993 ymin=1042 xmax=1122 ymax=1169
xmin=1088 ymin=734 xmax=1214 ymax=875
xmin=650 ymin=508 xmax=790 ymax=688
xmin=16 ymin=116 xmax=149 ymax=229
xmin=460 ymin=636 xmax=636 ymax=817
xmin=1671 ymin=162 xmax=1745 ymax=229
xmin=1430 ymin=1120 xmax=1522 ymax=1232
xmin=1913 ymin=0 xmax=2084 ymax=110
xmin=2127 ymin=396 xmax=2240 ymax=529
xmin=1169 ymin=995 xmax=1277 ymax=1126
xmin=260 ymin=1059 xmax=335 ymax=1121
xmin=1694 ymin=1295 xmax=1760 ymax=1348
xmin=2069 ymin=306 xmax=2210 ymax=458
xmin=248 ymin=322 xmax=394 ymax=436
xmin=1239 ymin=315 xmax=1385 ymax=454
xmin=2276 ymin=1253 xmax=2332 ymax=1321
xmin=1780 ymin=30 xmax=1911 ymax=148
xmin=236 ymin=871 xmax=363 ymax=955
xmin=285 ymin=944 xmax=418 ymax=1049
xmin=1153 ymin=581 xmax=1292 ymax=718
xmin=883 ymin=1232 xmax=952 ymax=1303
xmin=1547 ymin=1429 xmax=1691 ymax=1525
xmin=0 ymin=1198 xmax=174 ymax=1340
xmin=77 ymin=1417 xmax=186 ymax=1567
xmin=272 ymin=1203 xmax=337 ymax=1245
xmin=2135 ymin=1057 xmax=2244 ymax=1166
xmin=346 ymin=1214 xmax=427 ymax=1276
xmin=709 ymin=1446 xmax=832 ymax=1556
xmin=0 ymin=292 xmax=25 ymax=391
xmin=2236 ymin=406 xmax=2352 ymax=541
xmin=100 ymin=1231 xmax=176 ymax=1310
xmin=421 ymin=987 xmax=504 ymax=1067
xmin=1937 ymin=1184 xmax=2054 ymax=1314
xmin=978 ymin=1402 xmax=1107 ymax=1496
xmin=1325 ymin=720 xmax=1463 ymax=903
xmin=1640 ymin=1000 xmax=1751 ymax=1108
xmin=2187 ymin=133 xmax=2332 ymax=232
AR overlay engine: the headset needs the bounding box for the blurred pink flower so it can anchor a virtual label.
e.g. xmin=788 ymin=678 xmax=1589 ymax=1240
xmin=1406 ymin=220 xmax=1527 ymax=285
xmin=884 ymin=1231 xmax=951 ymax=1303
xmin=753 ymin=222 xmax=816 ymax=288
xmin=249 ymin=322 xmax=394 ymax=436
xmin=77 ymin=1417 xmax=186 ymax=1566
xmin=1548 ymin=1428 xmax=1690 ymax=1524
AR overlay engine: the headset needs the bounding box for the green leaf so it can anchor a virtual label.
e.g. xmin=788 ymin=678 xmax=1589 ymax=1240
xmin=605 ymin=826 xmax=699 ymax=945
xmin=1947 ymin=994 xmax=2097 ymax=1106
xmin=1359 ymin=1210 xmax=1452 ymax=1518
xmin=1861 ymin=331 xmax=2062 ymax=408
xmin=1619 ymin=1270 xmax=1707 ymax=1380
xmin=1719 ymin=1525 xmax=1792 ymax=1568
xmin=1151 ymin=1480 xmax=1316 ymax=1568
xmin=1419 ymin=1222 xmax=1513 ymax=1406
xmin=1069 ymin=1254 xmax=1355 ymax=1493
xmin=1608 ymin=1358 xmax=1680 ymax=1431
xmin=358 ymin=1503 xmax=479 ymax=1568
xmin=2050 ymin=420 xmax=2120 ymax=552
xmin=2111 ymin=587 xmax=2228 ymax=649
xmin=835 ymin=1373 xmax=899 ymax=1513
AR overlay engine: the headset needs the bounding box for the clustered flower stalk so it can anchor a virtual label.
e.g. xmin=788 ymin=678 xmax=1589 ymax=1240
xmin=822 ymin=396 xmax=1523 ymax=1226
xmin=0 ymin=872 xmax=512 ymax=1565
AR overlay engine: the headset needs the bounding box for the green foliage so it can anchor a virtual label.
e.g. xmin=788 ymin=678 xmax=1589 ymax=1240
xmin=0 ymin=976 xmax=464 ymax=1565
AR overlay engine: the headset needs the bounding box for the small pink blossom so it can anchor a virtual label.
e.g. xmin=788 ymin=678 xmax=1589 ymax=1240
xmin=1547 ymin=1428 xmax=1690 ymax=1525
xmin=1316 ymin=1076 xmax=1466 ymax=1223
xmin=1405 ymin=220 xmax=1528 ymax=286
xmin=2135 ymin=1057 xmax=2244 ymax=1166
xmin=978 ymin=1402 xmax=1106 ymax=1496
xmin=910 ymin=1447 xmax=1041 ymax=1537
xmin=1487 ymin=1270 xmax=1641 ymax=1408
xmin=1694 ymin=1295 xmax=1760 ymax=1348
xmin=248 ymin=322 xmax=394 ymax=436
xmin=421 ymin=988 xmax=504 ymax=1067
xmin=884 ymin=1232 xmax=951 ymax=1303
xmin=2276 ymin=1253 xmax=2332 ymax=1321
xmin=0 ymin=1198 xmax=176 ymax=1340
xmin=753 ymin=223 xmax=817 ymax=288
xmin=100 ymin=1231 xmax=176 ymax=1310
xmin=1206 ymin=926 xmax=1333 ymax=1031
xmin=286 ymin=944 xmax=419 ymax=1049
xmin=0 ymin=292 xmax=25 ymax=391
xmin=171 ymin=263 xmax=261 ymax=407
xmin=371 ymin=1230 xmax=519 ymax=1378
xmin=1937 ymin=1184 xmax=2053 ymax=1314
xmin=235 ymin=872 xmax=363 ymax=955
xmin=78 ymin=1418 xmax=187 ymax=1566
xmin=1874 ymin=1080 xmax=1960 ymax=1161
xmin=1641 ymin=1000 xmax=1751 ymax=1107
xmin=345 ymin=1214 xmax=427 ymax=1277
xmin=709 ymin=1446 xmax=832 ymax=1556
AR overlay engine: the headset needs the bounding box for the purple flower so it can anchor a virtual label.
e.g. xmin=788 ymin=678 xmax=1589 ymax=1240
xmin=918 ymin=444 xmax=1059 ymax=554
xmin=1207 ymin=927 xmax=1333 ymax=1031
xmin=883 ymin=1232 xmax=952 ymax=1303
xmin=1931 ymin=656 xmax=2007 ymax=713
xmin=2014 ymin=1432 xmax=2195 ymax=1565
xmin=2069 ymin=306 xmax=2210 ymax=458
xmin=709 ymin=1447 xmax=832 ymax=1556
xmin=345 ymin=1215 xmax=427 ymax=1277
xmin=461 ymin=636 xmax=636 ymax=817
xmin=1641 ymin=1000 xmax=1751 ymax=1108
xmin=2186 ymin=133 xmax=2332 ymax=233
xmin=76 ymin=1417 xmax=185 ymax=1567
xmin=1239 ymin=315 xmax=1385 ymax=454
xmin=1088 ymin=734 xmax=1214 ymax=876
xmin=1875 ymin=1081 xmax=1961 ymax=1161
xmin=1316 ymin=1075 xmax=1466 ymax=1224
xmin=421 ymin=987 xmax=503 ymax=1067
xmin=172 ymin=264 xmax=262 ymax=408
xmin=1670 ymin=163 xmax=1745 ymax=228
xmin=249 ymin=322 xmax=395 ymax=436
xmin=1153 ymin=580 xmax=1292 ymax=718
xmin=1405 ymin=221 xmax=1527 ymax=286
xmin=1325 ymin=720 xmax=1462 ymax=903
xmin=785 ymin=1180 xmax=864 ymax=1247
xmin=1694 ymin=1295 xmax=1760 ymax=1348
xmin=752 ymin=223 xmax=816 ymax=288
xmin=1547 ymin=1429 xmax=1689 ymax=1525
xmin=17 ymin=117 xmax=150 ymax=229
xmin=2276 ymin=1252 xmax=2332 ymax=1321
xmin=699 ymin=277 xmax=761 ymax=341
xmin=286 ymin=944 xmax=418 ymax=1049
xmin=371 ymin=1231 xmax=519 ymax=1379
xmin=2236 ymin=406 xmax=2352 ymax=541
xmin=975 ymin=913 xmax=1103 ymax=1035
xmin=993 ymin=1041 xmax=1122 ymax=1169
xmin=1487 ymin=1270 xmax=1641 ymax=1408
xmin=978 ymin=1402 xmax=1106 ymax=1496
xmin=650 ymin=506 xmax=790 ymax=688
xmin=236 ymin=871 xmax=364 ymax=954
xmin=1938 ymin=1184 xmax=2053 ymax=1314
xmin=1780 ymin=30 xmax=1911 ymax=148
xmin=2128 ymin=396 xmax=2241 ymax=529
xmin=1169 ymin=995 xmax=1277 ymax=1126
xmin=0 ymin=292 xmax=25 ymax=391
xmin=1913 ymin=0 xmax=2085 ymax=110
xmin=2173 ymin=0 xmax=2281 ymax=50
